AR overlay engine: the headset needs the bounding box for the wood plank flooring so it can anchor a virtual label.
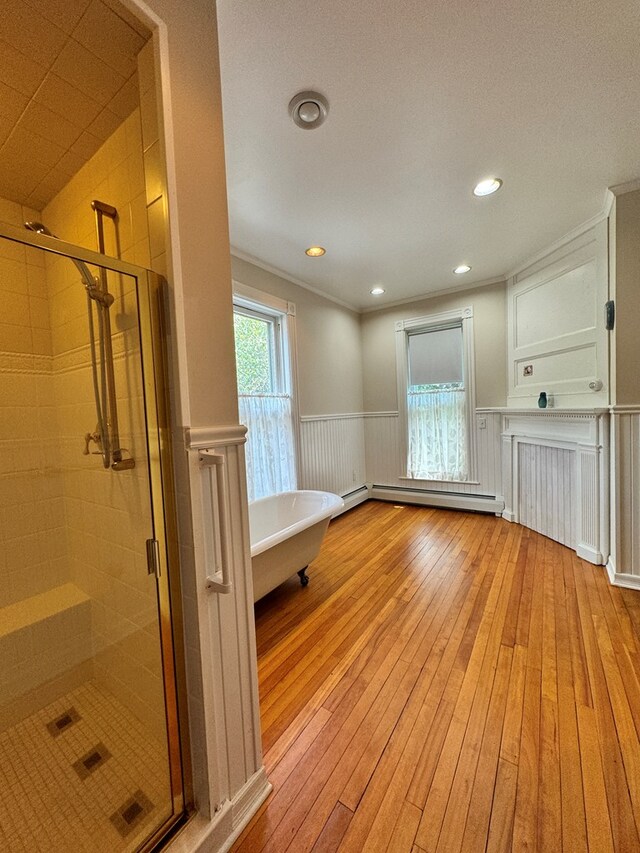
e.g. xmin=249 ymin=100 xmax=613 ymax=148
xmin=232 ymin=501 xmax=640 ymax=852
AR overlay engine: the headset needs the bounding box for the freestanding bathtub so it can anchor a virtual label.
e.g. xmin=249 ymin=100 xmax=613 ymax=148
xmin=249 ymin=490 xmax=344 ymax=602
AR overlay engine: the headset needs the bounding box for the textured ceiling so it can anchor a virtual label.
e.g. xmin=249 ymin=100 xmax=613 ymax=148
xmin=0 ymin=0 xmax=150 ymax=209
xmin=217 ymin=0 xmax=640 ymax=310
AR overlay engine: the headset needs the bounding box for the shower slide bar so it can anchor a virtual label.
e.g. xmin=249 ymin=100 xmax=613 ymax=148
xmin=91 ymin=199 xmax=134 ymax=471
xmin=24 ymin=204 xmax=134 ymax=472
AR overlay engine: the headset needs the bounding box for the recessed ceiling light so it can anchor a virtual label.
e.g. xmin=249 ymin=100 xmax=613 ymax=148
xmin=473 ymin=178 xmax=502 ymax=197
xmin=453 ymin=264 xmax=471 ymax=275
xmin=305 ymin=246 xmax=326 ymax=257
xmin=370 ymin=286 xmax=385 ymax=295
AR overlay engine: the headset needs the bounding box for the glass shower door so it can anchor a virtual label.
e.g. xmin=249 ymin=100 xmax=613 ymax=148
xmin=0 ymin=229 xmax=184 ymax=852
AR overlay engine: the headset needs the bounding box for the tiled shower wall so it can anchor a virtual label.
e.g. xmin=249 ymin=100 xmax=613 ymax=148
xmin=0 ymin=196 xmax=84 ymax=722
xmin=42 ymin=104 xmax=166 ymax=739
xmin=0 ymin=93 xmax=166 ymax=739
xmin=0 ymin=198 xmax=68 ymax=609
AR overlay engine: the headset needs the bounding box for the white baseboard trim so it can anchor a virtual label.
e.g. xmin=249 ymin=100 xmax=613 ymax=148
xmin=502 ymin=510 xmax=516 ymax=522
xmin=335 ymin=485 xmax=369 ymax=515
xmin=576 ymin=544 xmax=605 ymax=566
xmin=227 ymin=766 xmax=272 ymax=843
xmin=370 ymin=486 xmax=504 ymax=515
xmin=606 ymin=559 xmax=640 ymax=590
xmin=168 ymin=767 xmax=271 ymax=853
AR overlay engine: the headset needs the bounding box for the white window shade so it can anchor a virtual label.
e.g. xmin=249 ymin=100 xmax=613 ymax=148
xmin=408 ymin=325 xmax=463 ymax=387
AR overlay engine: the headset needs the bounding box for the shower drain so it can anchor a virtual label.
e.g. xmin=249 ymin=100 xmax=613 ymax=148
xmin=72 ymin=742 xmax=111 ymax=780
xmin=110 ymin=790 xmax=154 ymax=838
xmin=46 ymin=707 xmax=81 ymax=737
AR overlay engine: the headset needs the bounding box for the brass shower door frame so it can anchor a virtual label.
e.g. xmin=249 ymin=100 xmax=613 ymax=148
xmin=0 ymin=221 xmax=190 ymax=851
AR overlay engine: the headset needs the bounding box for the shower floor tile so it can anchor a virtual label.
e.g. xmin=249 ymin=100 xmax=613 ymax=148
xmin=0 ymin=681 xmax=171 ymax=852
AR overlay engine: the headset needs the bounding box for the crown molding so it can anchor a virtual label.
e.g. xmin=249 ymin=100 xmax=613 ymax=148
xmin=506 ymin=195 xmax=612 ymax=280
xmin=608 ymin=178 xmax=640 ymax=197
xmin=360 ymin=276 xmax=505 ymax=314
xmin=230 ymin=247 xmax=358 ymax=312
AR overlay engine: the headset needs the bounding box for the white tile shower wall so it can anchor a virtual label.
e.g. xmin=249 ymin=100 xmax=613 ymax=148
xmin=0 ymin=197 xmax=97 ymax=718
xmin=0 ymin=198 xmax=68 ymax=610
xmin=364 ymin=410 xmax=503 ymax=497
xmin=0 ymin=585 xmax=91 ymax=715
xmin=44 ymin=109 xmax=150 ymax=266
xmin=41 ymin=108 xmax=166 ymax=739
xmin=299 ymin=415 xmax=367 ymax=496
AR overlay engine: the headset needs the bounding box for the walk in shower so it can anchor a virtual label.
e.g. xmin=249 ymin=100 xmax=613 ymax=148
xmin=0 ymin=220 xmax=185 ymax=852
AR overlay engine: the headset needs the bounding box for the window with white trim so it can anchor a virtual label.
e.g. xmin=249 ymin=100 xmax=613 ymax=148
xmin=396 ymin=308 xmax=475 ymax=482
xmin=233 ymin=287 xmax=297 ymax=501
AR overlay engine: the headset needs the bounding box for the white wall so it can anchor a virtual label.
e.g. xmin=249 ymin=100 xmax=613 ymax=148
xmin=125 ymin=2 xmax=268 ymax=849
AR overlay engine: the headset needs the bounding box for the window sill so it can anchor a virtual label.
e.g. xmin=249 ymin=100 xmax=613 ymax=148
xmin=399 ymin=475 xmax=480 ymax=486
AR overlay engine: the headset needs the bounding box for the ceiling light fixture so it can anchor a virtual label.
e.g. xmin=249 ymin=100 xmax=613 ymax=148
xmin=370 ymin=287 xmax=385 ymax=295
xmin=453 ymin=264 xmax=471 ymax=274
xmin=473 ymin=177 xmax=503 ymax=197
xmin=289 ymin=91 xmax=329 ymax=130
xmin=305 ymin=245 xmax=326 ymax=257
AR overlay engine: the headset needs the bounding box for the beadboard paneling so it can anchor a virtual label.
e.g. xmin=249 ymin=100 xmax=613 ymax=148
xmin=502 ymin=409 xmax=608 ymax=565
xmin=610 ymin=410 xmax=640 ymax=580
xmin=364 ymin=411 xmax=502 ymax=496
xmin=517 ymin=442 xmax=576 ymax=548
xmin=299 ymin=415 xmax=366 ymax=496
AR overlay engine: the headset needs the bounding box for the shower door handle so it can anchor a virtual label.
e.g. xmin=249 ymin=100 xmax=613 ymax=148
xmin=199 ymin=449 xmax=233 ymax=595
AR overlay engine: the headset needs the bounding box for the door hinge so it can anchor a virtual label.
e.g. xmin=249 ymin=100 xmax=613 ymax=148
xmin=146 ymin=538 xmax=161 ymax=577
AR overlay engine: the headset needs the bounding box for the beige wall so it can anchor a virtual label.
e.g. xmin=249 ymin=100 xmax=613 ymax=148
xmin=231 ymin=256 xmax=364 ymax=416
xmin=614 ymin=189 xmax=640 ymax=406
xmin=361 ymin=281 xmax=507 ymax=411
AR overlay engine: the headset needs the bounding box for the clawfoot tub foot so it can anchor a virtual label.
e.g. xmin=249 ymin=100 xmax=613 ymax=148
xmin=298 ymin=567 xmax=309 ymax=587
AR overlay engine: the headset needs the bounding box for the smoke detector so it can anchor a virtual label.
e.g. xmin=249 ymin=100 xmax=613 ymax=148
xmin=289 ymin=91 xmax=329 ymax=129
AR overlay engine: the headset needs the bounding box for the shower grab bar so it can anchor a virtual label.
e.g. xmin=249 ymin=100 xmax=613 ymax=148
xmin=199 ymin=450 xmax=233 ymax=595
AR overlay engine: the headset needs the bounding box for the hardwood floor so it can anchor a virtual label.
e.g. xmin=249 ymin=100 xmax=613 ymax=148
xmin=233 ymin=500 xmax=640 ymax=852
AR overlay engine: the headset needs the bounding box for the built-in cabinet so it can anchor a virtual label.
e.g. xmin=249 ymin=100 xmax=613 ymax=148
xmin=507 ymin=220 xmax=609 ymax=409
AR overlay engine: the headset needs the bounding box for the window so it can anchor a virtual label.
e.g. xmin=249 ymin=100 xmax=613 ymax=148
xmin=233 ymin=286 xmax=297 ymax=501
xmin=396 ymin=307 xmax=475 ymax=482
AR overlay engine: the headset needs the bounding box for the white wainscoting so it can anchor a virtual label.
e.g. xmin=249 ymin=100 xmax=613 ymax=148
xmin=608 ymin=407 xmax=640 ymax=587
xmin=517 ymin=442 xmax=576 ymax=549
xmin=501 ymin=410 xmax=608 ymax=565
xmin=299 ymin=414 xmax=367 ymax=498
xmin=183 ymin=424 xmax=270 ymax=827
xmin=364 ymin=410 xmax=503 ymax=497
xmin=298 ymin=410 xmax=503 ymax=513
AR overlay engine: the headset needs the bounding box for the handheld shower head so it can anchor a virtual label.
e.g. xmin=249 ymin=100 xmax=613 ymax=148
xmin=23 ymin=220 xmax=112 ymax=306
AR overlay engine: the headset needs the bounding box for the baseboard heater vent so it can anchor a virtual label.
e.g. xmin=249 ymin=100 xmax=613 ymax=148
xmin=334 ymin=484 xmax=369 ymax=516
xmin=370 ymin=485 xmax=504 ymax=515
